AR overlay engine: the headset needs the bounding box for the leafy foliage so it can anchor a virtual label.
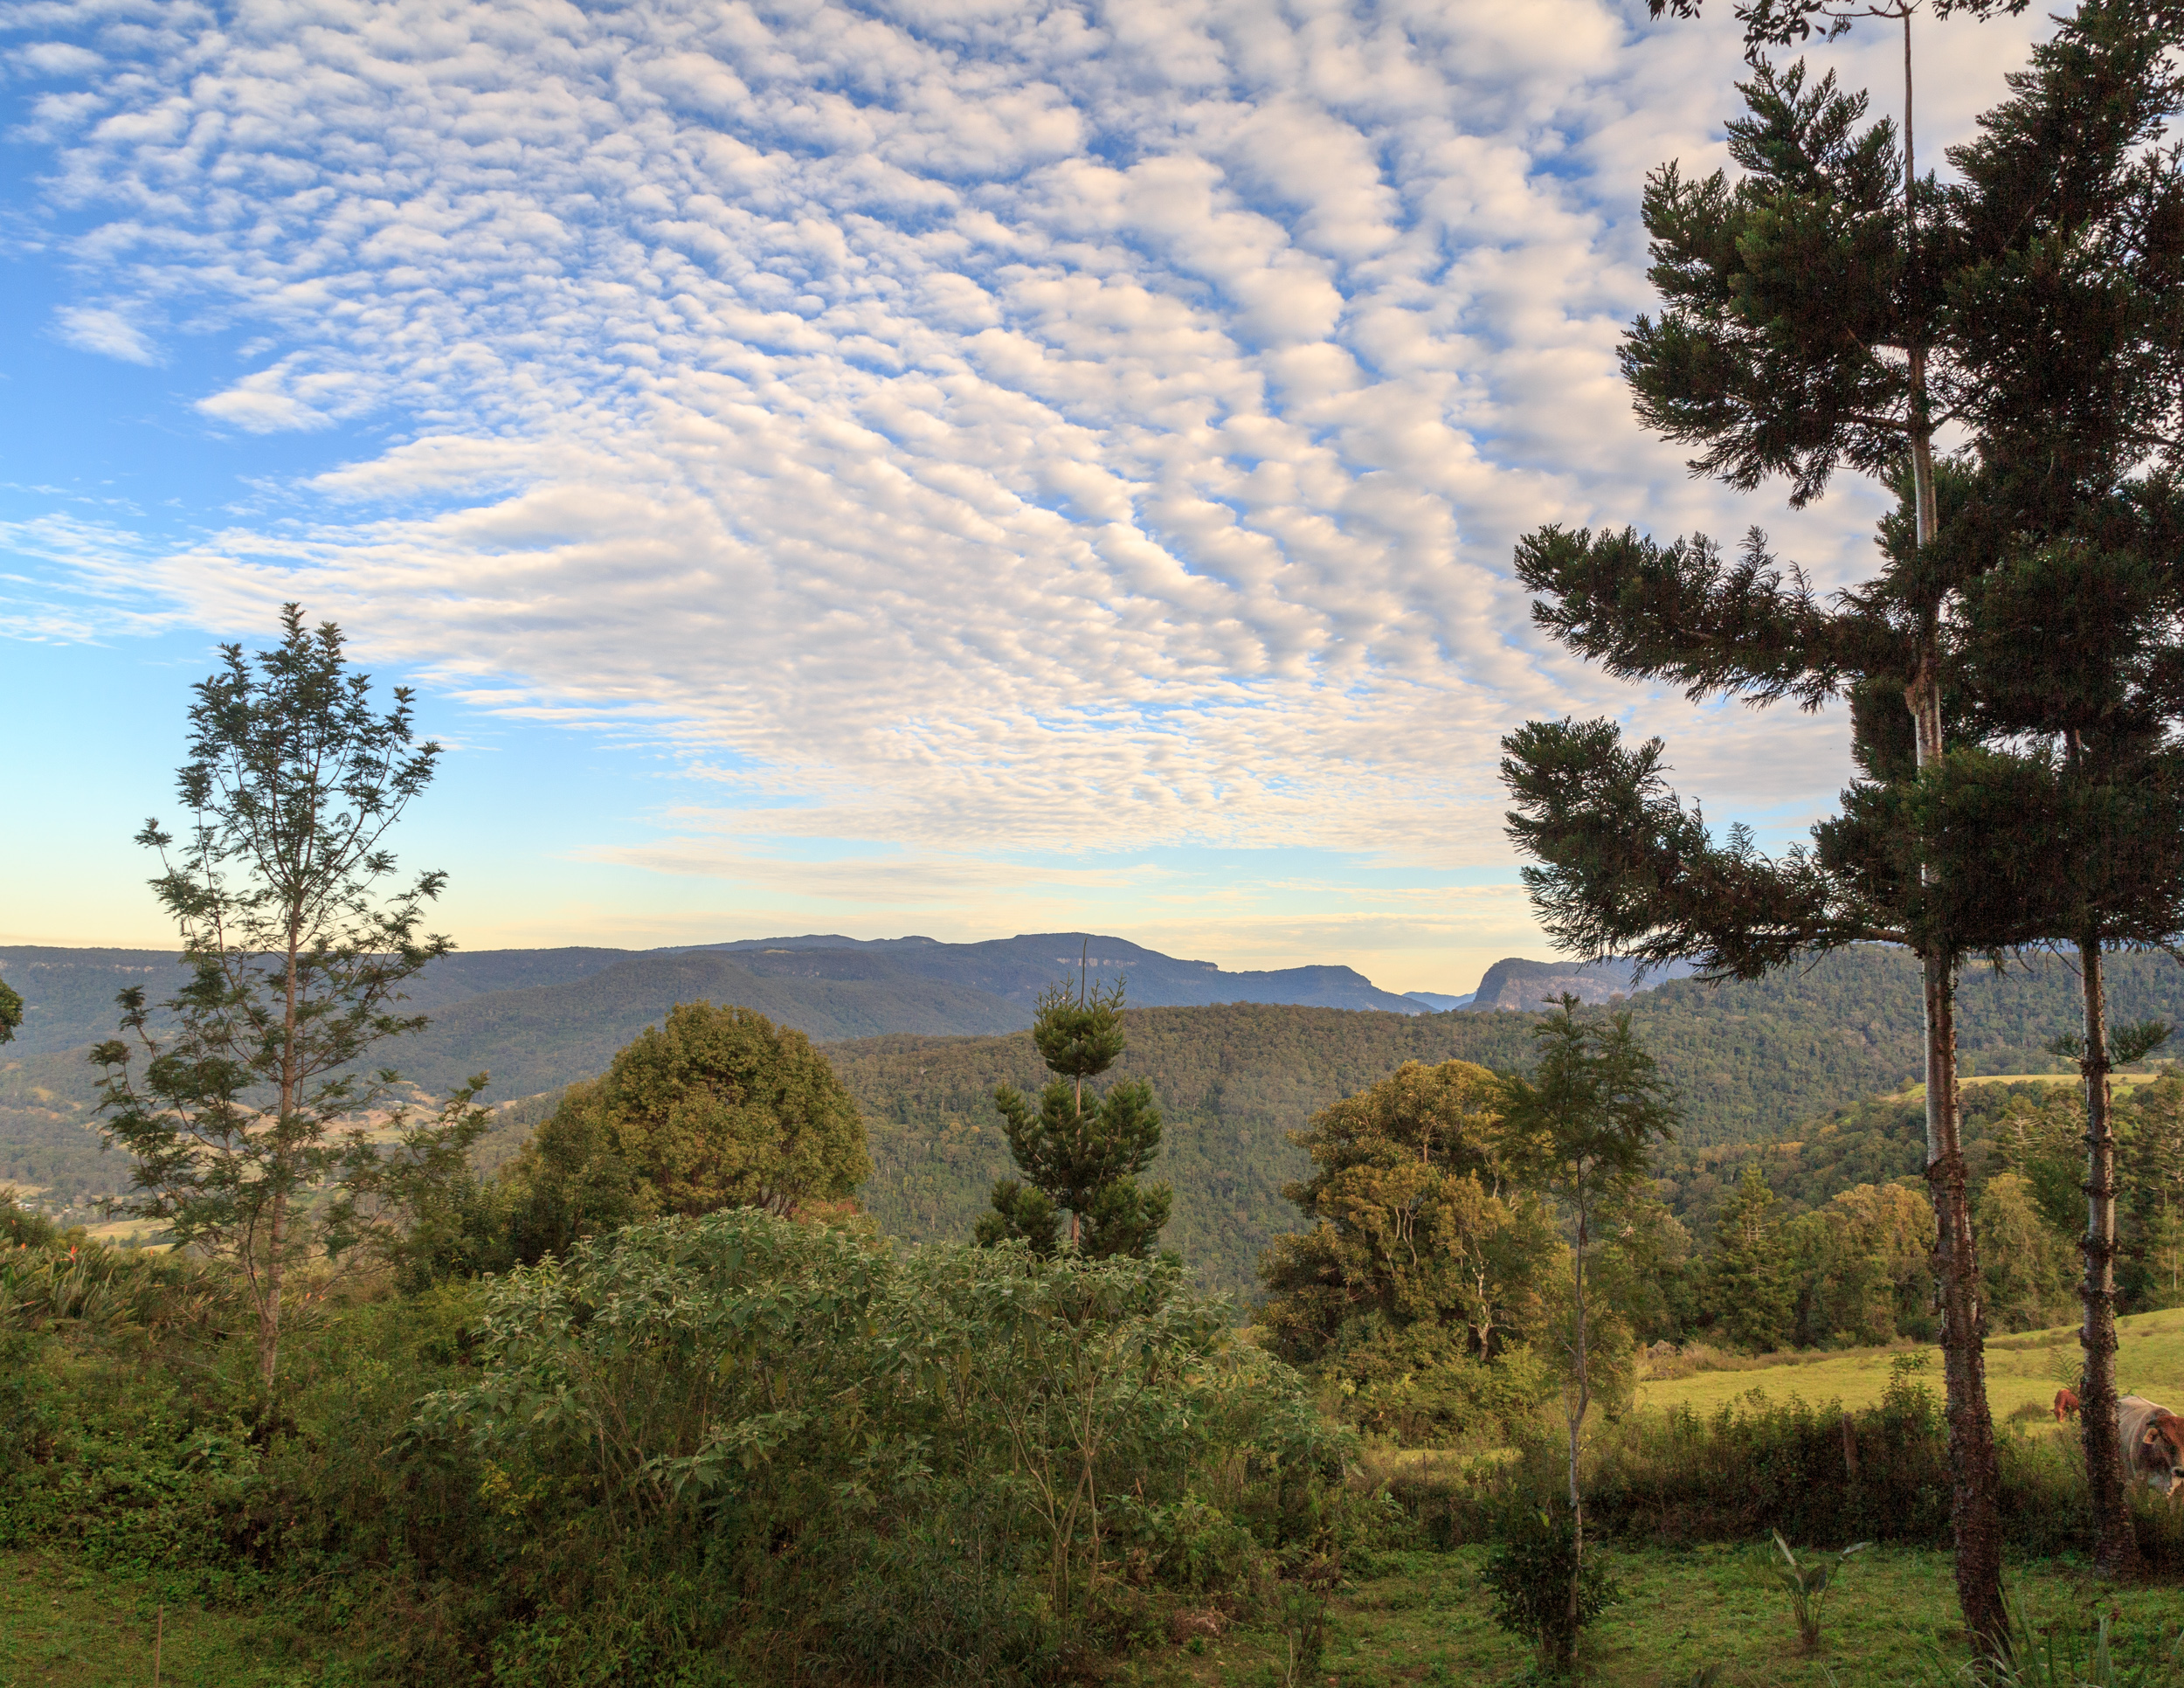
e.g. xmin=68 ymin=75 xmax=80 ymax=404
xmin=417 ymin=1210 xmax=1350 ymax=1676
xmin=88 ymin=605 xmax=461 ymax=1388
xmin=1767 ymin=1530 xmax=1870 ymax=1655
xmin=1256 ymin=1059 xmax=1560 ymax=1440
xmin=1482 ymin=1501 xmax=1621 ymax=1672
xmin=489 ymin=1000 xmax=872 ymax=1267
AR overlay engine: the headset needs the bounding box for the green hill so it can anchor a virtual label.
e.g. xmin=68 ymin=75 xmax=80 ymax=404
xmin=15 ymin=943 xmax=2184 ymax=1299
xmin=838 ymin=946 xmax=2184 ymax=1299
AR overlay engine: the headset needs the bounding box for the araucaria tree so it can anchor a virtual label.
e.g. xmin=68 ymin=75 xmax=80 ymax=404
xmin=1939 ymin=1 xmax=2184 ymax=1574
xmin=1640 ymin=0 xmax=2184 ymax=1612
xmin=978 ymin=976 xmax=1171 ymax=1259
xmin=1498 ymin=1 xmax=2184 ymax=1636
xmin=93 ymin=605 xmax=455 ymax=1390
xmin=1501 ymin=997 xmax=1676 ymax=1647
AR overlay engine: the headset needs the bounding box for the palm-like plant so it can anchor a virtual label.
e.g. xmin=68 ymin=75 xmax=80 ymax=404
xmin=1768 ymin=1531 xmax=1870 ymax=1655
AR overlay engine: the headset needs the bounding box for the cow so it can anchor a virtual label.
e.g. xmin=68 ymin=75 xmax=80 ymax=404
xmin=2119 ymin=1395 xmax=2184 ymax=1496
xmin=2055 ymin=1386 xmax=2081 ymax=1422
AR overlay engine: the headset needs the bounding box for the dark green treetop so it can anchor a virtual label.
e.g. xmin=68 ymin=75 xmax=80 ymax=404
xmin=978 ymin=975 xmax=1171 ymax=1260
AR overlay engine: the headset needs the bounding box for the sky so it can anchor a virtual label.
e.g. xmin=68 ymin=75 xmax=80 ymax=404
xmin=0 ymin=0 xmax=2056 ymax=996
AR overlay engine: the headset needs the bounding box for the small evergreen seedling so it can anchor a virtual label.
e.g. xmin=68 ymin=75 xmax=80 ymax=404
xmin=1767 ymin=1531 xmax=1869 ymax=1656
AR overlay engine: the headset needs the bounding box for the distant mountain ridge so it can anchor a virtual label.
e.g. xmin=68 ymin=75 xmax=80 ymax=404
xmin=697 ymin=932 xmax=1422 ymax=1015
xmin=0 ymin=930 xmax=1427 ymax=1059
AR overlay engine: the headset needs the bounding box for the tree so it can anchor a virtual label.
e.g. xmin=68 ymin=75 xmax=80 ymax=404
xmin=91 ymin=605 xmax=454 ymax=1391
xmin=1496 ymin=5 xmax=2184 ymax=1625
xmin=1787 ymin=1181 xmax=1936 ymax=1346
xmin=598 ymin=1000 xmax=870 ymax=1218
xmin=978 ymin=976 xmax=1171 ymax=1259
xmin=1976 ymin=1173 xmax=2078 ymax=1331
xmin=1938 ymin=1 xmax=2184 ymax=1575
xmin=1500 ymin=997 xmax=1676 ymax=1643
xmin=2125 ymin=1074 xmax=2184 ymax=1300
xmin=1256 ymin=1060 xmax=1560 ymax=1435
xmin=0 ymin=978 xmax=20 ymax=1043
xmin=504 ymin=1001 xmax=872 ymax=1258
xmin=1706 ymin=1164 xmax=1796 ymax=1351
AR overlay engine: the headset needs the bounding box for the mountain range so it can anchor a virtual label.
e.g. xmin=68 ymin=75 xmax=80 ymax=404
xmin=0 ymin=930 xmax=1462 ymax=1060
xmin=0 ymin=931 xmax=1704 ymax=1069
xmin=15 ymin=934 xmax=2184 ymax=1301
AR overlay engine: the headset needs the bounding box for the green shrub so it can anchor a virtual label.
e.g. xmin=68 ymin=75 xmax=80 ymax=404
xmin=1481 ymin=1501 xmax=1620 ymax=1674
xmin=1380 ymin=1354 xmax=2184 ymax=1574
xmin=414 ymin=1211 xmax=1352 ymax=1680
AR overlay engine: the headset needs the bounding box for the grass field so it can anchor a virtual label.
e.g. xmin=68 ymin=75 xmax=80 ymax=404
xmin=1116 ymin=1544 xmax=2184 ymax=1687
xmin=18 ymin=1539 xmax=2181 ymax=1688
xmin=1120 ymin=1546 xmax=2184 ymax=1687
xmin=0 ymin=1550 xmax=334 ymax=1687
xmin=1636 ymin=1306 xmax=2184 ymax=1419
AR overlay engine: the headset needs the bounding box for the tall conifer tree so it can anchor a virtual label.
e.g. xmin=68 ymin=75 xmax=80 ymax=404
xmin=978 ymin=962 xmax=1171 ymax=1260
xmin=1940 ymin=2 xmax=2184 ymax=1573
xmin=1502 ymin=42 xmax=2025 ymax=1629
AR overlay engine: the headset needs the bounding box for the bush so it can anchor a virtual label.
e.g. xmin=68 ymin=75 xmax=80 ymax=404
xmin=1481 ymin=1500 xmax=1620 ymax=1673
xmin=414 ymin=1211 xmax=1354 ymax=1680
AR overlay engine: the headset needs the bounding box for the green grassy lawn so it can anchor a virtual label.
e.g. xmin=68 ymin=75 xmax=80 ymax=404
xmin=1636 ymin=1306 xmax=2184 ymax=1419
xmin=13 ymin=1533 xmax=2184 ymax=1688
xmin=1123 ymin=1546 xmax=2184 ymax=1688
xmin=0 ymin=1550 xmax=336 ymax=1688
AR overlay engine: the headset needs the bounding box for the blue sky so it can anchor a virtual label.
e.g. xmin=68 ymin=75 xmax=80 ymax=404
xmin=0 ymin=0 xmax=2051 ymax=995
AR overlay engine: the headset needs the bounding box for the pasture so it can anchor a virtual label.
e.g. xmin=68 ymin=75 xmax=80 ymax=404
xmin=1637 ymin=1306 xmax=2184 ymax=1419
xmin=1126 ymin=1545 xmax=2184 ymax=1686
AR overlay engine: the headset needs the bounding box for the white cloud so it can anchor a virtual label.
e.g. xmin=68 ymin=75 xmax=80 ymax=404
xmin=53 ymin=304 xmax=156 ymax=363
xmin=13 ymin=41 xmax=100 ymax=77
xmin=4 ymin=0 xmax=2054 ymax=887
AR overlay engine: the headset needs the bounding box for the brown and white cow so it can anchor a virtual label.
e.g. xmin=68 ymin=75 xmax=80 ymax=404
xmin=2119 ymin=1395 xmax=2184 ymax=1495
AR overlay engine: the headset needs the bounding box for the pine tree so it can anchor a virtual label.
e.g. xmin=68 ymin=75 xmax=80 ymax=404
xmin=1655 ymin=0 xmax=2184 ymax=1604
xmin=1496 ymin=20 xmax=2139 ymax=1636
xmin=1936 ymin=3 xmax=2184 ymax=1574
xmin=1707 ymin=1165 xmax=1796 ymax=1351
xmin=977 ymin=971 xmax=1171 ymax=1259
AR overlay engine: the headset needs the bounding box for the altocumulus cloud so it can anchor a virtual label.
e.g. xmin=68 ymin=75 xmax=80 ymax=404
xmin=3 ymin=0 xmax=2047 ymax=868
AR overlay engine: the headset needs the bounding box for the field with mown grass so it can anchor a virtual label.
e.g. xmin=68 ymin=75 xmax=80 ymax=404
xmin=1114 ymin=1545 xmax=2184 ymax=1687
xmin=1636 ymin=1306 xmax=2184 ymax=1418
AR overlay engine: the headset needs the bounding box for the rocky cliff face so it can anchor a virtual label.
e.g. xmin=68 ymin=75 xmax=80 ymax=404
xmin=1465 ymin=956 xmax=1690 ymax=1013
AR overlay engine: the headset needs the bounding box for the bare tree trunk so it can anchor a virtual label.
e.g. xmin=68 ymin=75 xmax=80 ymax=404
xmin=1567 ymin=1193 xmax=1590 ymax=1642
xmin=1919 ymin=949 xmax=2008 ymax=1653
xmin=259 ymin=1189 xmax=286 ymax=1390
xmin=1907 ymin=641 xmax=2009 ymax=1654
xmin=1903 ymin=18 xmax=2009 ymax=1605
xmin=2077 ymin=933 xmax=2139 ymax=1575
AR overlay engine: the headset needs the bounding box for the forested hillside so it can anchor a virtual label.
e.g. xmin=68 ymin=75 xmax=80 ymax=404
xmin=840 ymin=947 xmax=2184 ymax=1298
xmin=15 ymin=942 xmax=2184 ymax=1297
xmin=1650 ymin=1083 xmax=2050 ymax=1237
